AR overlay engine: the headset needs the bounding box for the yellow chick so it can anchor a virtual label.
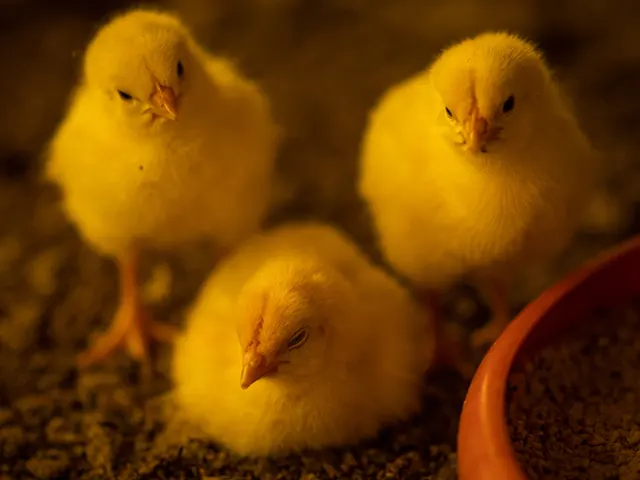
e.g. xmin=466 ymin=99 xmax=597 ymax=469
xmin=46 ymin=9 xmax=279 ymax=367
xmin=358 ymin=32 xmax=600 ymax=348
xmin=172 ymin=222 xmax=436 ymax=456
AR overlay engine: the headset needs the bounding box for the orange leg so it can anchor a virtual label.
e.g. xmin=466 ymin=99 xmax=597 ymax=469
xmin=77 ymin=248 xmax=178 ymax=368
xmin=470 ymin=277 xmax=511 ymax=348
xmin=422 ymin=290 xmax=475 ymax=379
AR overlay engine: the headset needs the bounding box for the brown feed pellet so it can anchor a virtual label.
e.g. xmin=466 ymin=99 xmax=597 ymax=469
xmin=507 ymin=302 xmax=640 ymax=480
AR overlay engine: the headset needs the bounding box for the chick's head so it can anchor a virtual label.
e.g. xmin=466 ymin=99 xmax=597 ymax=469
xmin=83 ymin=10 xmax=203 ymax=131
xmin=236 ymin=257 xmax=354 ymax=390
xmin=430 ymin=32 xmax=557 ymax=157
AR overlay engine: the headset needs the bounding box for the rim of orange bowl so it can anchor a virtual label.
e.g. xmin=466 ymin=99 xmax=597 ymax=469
xmin=457 ymin=233 xmax=640 ymax=480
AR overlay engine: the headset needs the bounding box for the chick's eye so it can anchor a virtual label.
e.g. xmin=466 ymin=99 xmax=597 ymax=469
xmin=177 ymin=61 xmax=184 ymax=78
xmin=117 ymin=90 xmax=132 ymax=101
xmin=502 ymin=95 xmax=515 ymax=113
xmin=287 ymin=328 xmax=308 ymax=350
xmin=445 ymin=107 xmax=453 ymax=118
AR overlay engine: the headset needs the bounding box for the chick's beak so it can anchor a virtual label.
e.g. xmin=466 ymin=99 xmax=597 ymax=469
xmin=149 ymin=83 xmax=178 ymax=120
xmin=240 ymin=351 xmax=277 ymax=389
xmin=466 ymin=109 xmax=488 ymax=154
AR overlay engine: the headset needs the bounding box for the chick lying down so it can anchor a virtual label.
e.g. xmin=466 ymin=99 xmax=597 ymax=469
xmin=172 ymin=222 xmax=436 ymax=456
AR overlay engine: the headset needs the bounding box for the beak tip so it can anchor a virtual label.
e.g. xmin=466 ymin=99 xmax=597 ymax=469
xmin=239 ymin=352 xmax=274 ymax=389
xmin=239 ymin=373 xmax=258 ymax=390
xmin=150 ymin=83 xmax=178 ymax=120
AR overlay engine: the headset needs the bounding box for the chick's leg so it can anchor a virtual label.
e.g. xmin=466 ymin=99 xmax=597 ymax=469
xmin=470 ymin=276 xmax=511 ymax=348
xmin=77 ymin=248 xmax=178 ymax=367
xmin=421 ymin=290 xmax=475 ymax=379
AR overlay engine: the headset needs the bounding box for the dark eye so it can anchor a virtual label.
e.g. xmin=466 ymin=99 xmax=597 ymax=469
xmin=502 ymin=95 xmax=515 ymax=113
xmin=287 ymin=328 xmax=308 ymax=350
xmin=445 ymin=107 xmax=453 ymax=118
xmin=117 ymin=90 xmax=132 ymax=101
xmin=177 ymin=61 xmax=184 ymax=78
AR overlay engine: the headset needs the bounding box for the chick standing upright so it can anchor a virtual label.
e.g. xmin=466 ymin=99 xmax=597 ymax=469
xmin=359 ymin=32 xmax=600 ymax=347
xmin=172 ymin=222 xmax=435 ymax=456
xmin=46 ymin=10 xmax=279 ymax=366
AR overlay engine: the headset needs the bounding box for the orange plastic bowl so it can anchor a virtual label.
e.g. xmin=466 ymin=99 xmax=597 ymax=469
xmin=457 ymin=234 xmax=640 ymax=480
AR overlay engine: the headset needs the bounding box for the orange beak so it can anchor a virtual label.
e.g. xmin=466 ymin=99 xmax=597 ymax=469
xmin=466 ymin=109 xmax=488 ymax=154
xmin=240 ymin=350 xmax=278 ymax=389
xmin=149 ymin=83 xmax=178 ymax=120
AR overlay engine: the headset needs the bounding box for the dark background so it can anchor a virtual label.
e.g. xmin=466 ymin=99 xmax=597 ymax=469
xmin=1 ymin=1 xmax=640 ymax=478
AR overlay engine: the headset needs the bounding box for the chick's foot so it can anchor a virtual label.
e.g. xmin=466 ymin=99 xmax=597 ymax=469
xmin=77 ymin=299 xmax=178 ymax=368
xmin=469 ymin=316 xmax=509 ymax=349
xmin=435 ymin=322 xmax=476 ymax=380
xmin=421 ymin=290 xmax=475 ymax=379
xmin=470 ymin=278 xmax=512 ymax=348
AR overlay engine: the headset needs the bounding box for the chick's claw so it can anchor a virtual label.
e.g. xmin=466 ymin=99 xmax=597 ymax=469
xmin=420 ymin=290 xmax=476 ymax=379
xmin=434 ymin=322 xmax=476 ymax=380
xmin=469 ymin=317 xmax=509 ymax=349
xmin=77 ymin=300 xmax=178 ymax=368
xmin=471 ymin=278 xmax=512 ymax=349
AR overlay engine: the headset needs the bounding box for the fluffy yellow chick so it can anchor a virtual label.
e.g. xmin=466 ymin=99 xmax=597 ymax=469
xmin=358 ymin=32 xmax=600 ymax=348
xmin=46 ymin=9 xmax=279 ymax=367
xmin=172 ymin=222 xmax=436 ymax=456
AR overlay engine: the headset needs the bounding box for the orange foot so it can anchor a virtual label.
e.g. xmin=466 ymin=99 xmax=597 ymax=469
xmin=470 ymin=276 xmax=511 ymax=349
xmin=422 ymin=290 xmax=476 ymax=379
xmin=469 ymin=317 xmax=509 ymax=349
xmin=77 ymin=296 xmax=178 ymax=368
xmin=436 ymin=323 xmax=477 ymax=380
